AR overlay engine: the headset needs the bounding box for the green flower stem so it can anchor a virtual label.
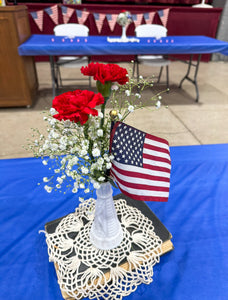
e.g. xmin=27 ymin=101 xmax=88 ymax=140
xmin=83 ymin=121 xmax=93 ymax=159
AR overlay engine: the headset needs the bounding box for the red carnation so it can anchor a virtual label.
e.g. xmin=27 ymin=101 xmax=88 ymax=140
xmin=52 ymin=90 xmax=104 ymax=125
xmin=81 ymin=62 xmax=129 ymax=85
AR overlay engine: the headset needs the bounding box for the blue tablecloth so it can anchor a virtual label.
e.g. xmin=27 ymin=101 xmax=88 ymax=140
xmin=1 ymin=144 xmax=228 ymax=299
xmin=18 ymin=35 xmax=228 ymax=56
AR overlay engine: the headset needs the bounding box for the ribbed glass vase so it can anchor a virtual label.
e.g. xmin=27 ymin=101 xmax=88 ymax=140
xmin=90 ymin=182 xmax=123 ymax=250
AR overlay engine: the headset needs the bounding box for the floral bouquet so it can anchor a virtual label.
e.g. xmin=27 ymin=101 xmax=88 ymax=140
xmin=116 ymin=10 xmax=132 ymax=27
xmin=29 ymin=62 xmax=163 ymax=201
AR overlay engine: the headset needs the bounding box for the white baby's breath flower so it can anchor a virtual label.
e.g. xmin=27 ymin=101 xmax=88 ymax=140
xmin=42 ymin=160 xmax=48 ymax=166
xmin=97 ymin=129 xmax=103 ymax=137
xmin=50 ymin=108 xmax=57 ymax=116
xmin=70 ymin=157 xmax=78 ymax=165
xmin=80 ymin=183 xmax=85 ymax=189
xmin=49 ymin=130 xmax=59 ymax=139
xmin=93 ymin=182 xmax=100 ymax=189
xmin=74 ymin=181 xmax=78 ymax=188
xmin=98 ymin=176 xmax=105 ymax=182
xmin=64 ymin=120 xmax=72 ymax=128
xmin=97 ymin=157 xmax=104 ymax=166
xmin=59 ymin=144 xmax=66 ymax=151
xmin=57 ymin=177 xmax=63 ymax=184
xmin=128 ymin=105 xmax=134 ymax=112
xmin=125 ymin=90 xmax=130 ymax=96
xmin=156 ymin=100 xmax=161 ymax=108
xmin=56 ymin=184 xmax=61 ymax=189
xmin=98 ymin=112 xmax=103 ymax=118
xmin=81 ymin=167 xmax=89 ymax=174
xmin=80 ymin=149 xmax=87 ymax=156
xmin=43 ymin=177 xmax=49 ymax=182
xmin=54 ymin=169 xmax=60 ymax=173
xmin=79 ymin=197 xmax=84 ymax=203
xmin=111 ymin=84 xmax=119 ymax=91
xmin=92 ymin=148 xmax=101 ymax=157
xmin=109 ymin=154 xmax=114 ymax=161
xmin=42 ymin=140 xmax=49 ymax=150
xmin=49 ymin=118 xmax=57 ymax=127
xmin=44 ymin=185 xmax=53 ymax=193
xmin=135 ymin=93 xmax=141 ymax=99
xmin=84 ymin=188 xmax=90 ymax=193
xmin=50 ymin=143 xmax=58 ymax=151
xmin=118 ymin=113 xmax=122 ymax=120
xmin=106 ymin=162 xmax=112 ymax=169
xmin=72 ymin=187 xmax=78 ymax=193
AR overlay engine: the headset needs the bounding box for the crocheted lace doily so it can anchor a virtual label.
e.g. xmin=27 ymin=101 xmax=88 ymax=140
xmin=44 ymin=198 xmax=162 ymax=300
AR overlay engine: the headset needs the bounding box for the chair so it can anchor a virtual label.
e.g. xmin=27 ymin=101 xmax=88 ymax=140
xmin=53 ymin=24 xmax=91 ymax=88
xmin=133 ymin=24 xmax=171 ymax=89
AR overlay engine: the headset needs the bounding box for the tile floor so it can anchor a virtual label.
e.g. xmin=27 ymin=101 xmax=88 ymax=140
xmin=0 ymin=60 xmax=228 ymax=159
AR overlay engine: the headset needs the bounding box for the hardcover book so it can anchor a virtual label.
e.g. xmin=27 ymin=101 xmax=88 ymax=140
xmin=45 ymin=193 xmax=173 ymax=299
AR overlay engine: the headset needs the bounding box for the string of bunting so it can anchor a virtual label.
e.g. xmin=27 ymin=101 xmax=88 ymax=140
xmin=30 ymin=5 xmax=170 ymax=33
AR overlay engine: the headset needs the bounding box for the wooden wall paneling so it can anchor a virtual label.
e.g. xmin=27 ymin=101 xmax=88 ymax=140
xmin=0 ymin=6 xmax=38 ymax=107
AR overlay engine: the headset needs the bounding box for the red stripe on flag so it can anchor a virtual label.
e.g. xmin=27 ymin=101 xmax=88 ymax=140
xmin=143 ymin=163 xmax=171 ymax=173
xmin=143 ymin=143 xmax=170 ymax=155
xmin=111 ymin=162 xmax=170 ymax=182
xmin=113 ymin=180 xmax=169 ymax=202
xmin=143 ymin=153 xmax=171 ymax=165
xmin=146 ymin=133 xmax=169 ymax=146
xmin=111 ymin=172 xmax=170 ymax=192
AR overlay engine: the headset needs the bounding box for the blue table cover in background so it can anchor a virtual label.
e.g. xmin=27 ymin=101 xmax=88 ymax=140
xmin=0 ymin=144 xmax=228 ymax=300
xmin=18 ymin=35 xmax=228 ymax=56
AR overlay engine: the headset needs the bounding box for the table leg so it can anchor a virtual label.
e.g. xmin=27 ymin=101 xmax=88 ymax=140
xmin=178 ymin=54 xmax=202 ymax=102
xmin=49 ymin=56 xmax=57 ymax=98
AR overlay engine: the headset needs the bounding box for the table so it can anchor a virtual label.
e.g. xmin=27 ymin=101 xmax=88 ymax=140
xmin=14 ymin=3 xmax=222 ymax=65
xmin=1 ymin=144 xmax=228 ymax=299
xmin=18 ymin=35 xmax=228 ymax=101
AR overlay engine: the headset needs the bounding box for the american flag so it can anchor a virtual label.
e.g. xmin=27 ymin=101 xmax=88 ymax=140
xmin=143 ymin=12 xmax=156 ymax=25
xmin=76 ymin=9 xmax=89 ymax=25
xmin=44 ymin=5 xmax=59 ymax=25
xmin=158 ymin=8 xmax=170 ymax=28
xmin=110 ymin=122 xmax=171 ymax=202
xmin=106 ymin=14 xmax=118 ymax=32
xmin=93 ymin=13 xmax=106 ymax=33
xmin=61 ymin=6 xmax=75 ymax=24
xmin=132 ymin=13 xmax=144 ymax=27
xmin=30 ymin=10 xmax=44 ymax=32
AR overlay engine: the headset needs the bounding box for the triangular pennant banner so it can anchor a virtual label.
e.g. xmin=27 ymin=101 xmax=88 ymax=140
xmin=132 ymin=13 xmax=144 ymax=27
xmin=44 ymin=5 xmax=59 ymax=25
xmin=93 ymin=13 xmax=106 ymax=33
xmin=158 ymin=8 xmax=170 ymax=27
xmin=61 ymin=6 xmax=75 ymax=24
xmin=30 ymin=10 xmax=44 ymax=32
xmin=76 ymin=9 xmax=89 ymax=24
xmin=143 ymin=12 xmax=156 ymax=25
xmin=106 ymin=14 xmax=118 ymax=32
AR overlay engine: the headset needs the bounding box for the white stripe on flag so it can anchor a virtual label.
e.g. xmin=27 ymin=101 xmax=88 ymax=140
xmin=143 ymin=158 xmax=171 ymax=170
xmin=145 ymin=137 xmax=169 ymax=150
xmin=111 ymin=173 xmax=170 ymax=198
xmin=112 ymin=166 xmax=170 ymax=187
xmin=143 ymin=147 xmax=171 ymax=160
xmin=112 ymin=160 xmax=170 ymax=178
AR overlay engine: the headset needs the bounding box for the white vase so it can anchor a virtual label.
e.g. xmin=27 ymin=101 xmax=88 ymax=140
xmin=90 ymin=182 xmax=123 ymax=250
xmin=121 ymin=26 xmax=127 ymax=41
